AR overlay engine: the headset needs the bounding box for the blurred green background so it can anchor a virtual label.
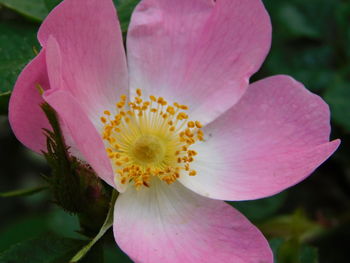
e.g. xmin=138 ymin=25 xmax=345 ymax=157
xmin=0 ymin=0 xmax=349 ymax=262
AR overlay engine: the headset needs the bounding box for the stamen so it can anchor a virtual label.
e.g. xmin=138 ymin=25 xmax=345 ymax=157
xmin=100 ymin=90 xmax=203 ymax=189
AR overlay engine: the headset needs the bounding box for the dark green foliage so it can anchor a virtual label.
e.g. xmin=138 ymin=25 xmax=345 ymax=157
xmin=44 ymin=0 xmax=62 ymax=12
xmin=0 ymin=0 xmax=47 ymax=21
xmin=270 ymin=238 xmax=318 ymax=263
xmin=115 ymin=0 xmax=140 ymax=33
xmin=229 ymin=192 xmax=287 ymax=222
xmin=0 ymin=20 xmax=39 ymax=96
xmin=0 ymin=0 xmax=349 ymax=262
xmin=0 ymin=233 xmax=85 ymax=263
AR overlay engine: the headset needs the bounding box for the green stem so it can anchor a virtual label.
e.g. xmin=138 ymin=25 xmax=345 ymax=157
xmin=70 ymin=191 xmax=118 ymax=263
xmin=0 ymin=185 xmax=47 ymax=198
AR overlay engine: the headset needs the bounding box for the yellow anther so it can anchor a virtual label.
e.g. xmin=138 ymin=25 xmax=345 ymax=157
xmin=100 ymin=89 xmax=202 ymax=189
xmin=187 ymin=121 xmax=195 ymax=128
xmin=106 ymin=148 xmax=113 ymax=153
xmin=177 ymin=112 xmax=188 ymax=120
xmin=117 ymin=102 xmax=124 ymax=108
xmin=195 ymin=121 xmax=202 ymax=128
xmin=189 ymin=150 xmax=197 ymax=156
xmin=100 ymin=117 xmax=107 ymax=123
xmin=185 ymin=129 xmax=194 ymax=137
xmin=180 ymin=105 xmax=189 ymax=110
xmin=157 ymin=97 xmax=167 ymax=105
xmin=189 ymin=170 xmax=197 ymax=176
xmin=166 ymin=106 xmax=175 ymax=115
xmin=135 ymin=97 xmax=143 ymax=104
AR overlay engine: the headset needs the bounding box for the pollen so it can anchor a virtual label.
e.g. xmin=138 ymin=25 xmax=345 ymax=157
xmin=100 ymin=89 xmax=204 ymax=189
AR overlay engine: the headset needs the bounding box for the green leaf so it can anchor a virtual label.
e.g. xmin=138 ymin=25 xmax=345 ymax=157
xmin=116 ymin=0 xmax=140 ymax=33
xmin=0 ymin=209 xmax=82 ymax=253
xmin=47 ymin=207 xmax=82 ymax=239
xmin=44 ymin=0 xmax=62 ymax=12
xmin=0 ymin=20 xmax=39 ymax=114
xmin=229 ymin=192 xmax=287 ymax=222
xmin=269 ymin=238 xmax=319 ymax=263
xmin=0 ymin=91 xmax=10 ymax=115
xmin=299 ymin=245 xmax=318 ymax=263
xmin=0 ymin=185 xmax=47 ymax=198
xmin=261 ymin=43 xmax=335 ymax=92
xmin=43 ymin=0 xmax=139 ymax=32
xmin=104 ymin=244 xmax=133 ymax=263
xmin=0 ymin=0 xmax=48 ymax=22
xmin=259 ymin=210 xmax=323 ymax=241
xmin=324 ymin=76 xmax=350 ymax=131
xmin=70 ymin=191 xmax=118 ymax=262
xmin=0 ymin=234 xmax=85 ymax=263
xmin=269 ymin=238 xmax=284 ymax=263
xmin=0 ymin=215 xmax=48 ymax=252
xmin=278 ymin=4 xmax=320 ymax=39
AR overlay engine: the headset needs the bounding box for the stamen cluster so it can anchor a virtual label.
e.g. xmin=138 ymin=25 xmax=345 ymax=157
xmin=100 ymin=89 xmax=203 ymax=189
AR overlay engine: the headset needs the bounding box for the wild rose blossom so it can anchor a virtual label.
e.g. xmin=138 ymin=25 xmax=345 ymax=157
xmin=9 ymin=0 xmax=339 ymax=262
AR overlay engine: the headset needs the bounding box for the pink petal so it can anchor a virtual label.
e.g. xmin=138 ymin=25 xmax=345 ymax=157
xmin=114 ymin=182 xmax=273 ymax=263
xmin=127 ymin=0 xmax=271 ymax=124
xmin=179 ymin=75 xmax=340 ymax=201
xmin=9 ymin=45 xmax=85 ymax=159
xmin=38 ymin=0 xmax=128 ymax=124
xmin=44 ymin=90 xmax=117 ymax=189
xmin=8 ymin=50 xmax=51 ymax=153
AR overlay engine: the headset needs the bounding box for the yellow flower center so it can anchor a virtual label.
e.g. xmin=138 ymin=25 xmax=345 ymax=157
xmin=100 ymin=89 xmax=203 ymax=189
xmin=132 ymin=135 xmax=165 ymax=164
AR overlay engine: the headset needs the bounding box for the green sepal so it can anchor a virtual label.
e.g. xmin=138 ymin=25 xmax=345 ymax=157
xmin=40 ymin=102 xmax=111 ymax=234
xmin=41 ymin=102 xmax=85 ymax=214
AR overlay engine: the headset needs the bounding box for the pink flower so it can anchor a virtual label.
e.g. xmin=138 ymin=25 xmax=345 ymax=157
xmin=9 ymin=0 xmax=339 ymax=262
